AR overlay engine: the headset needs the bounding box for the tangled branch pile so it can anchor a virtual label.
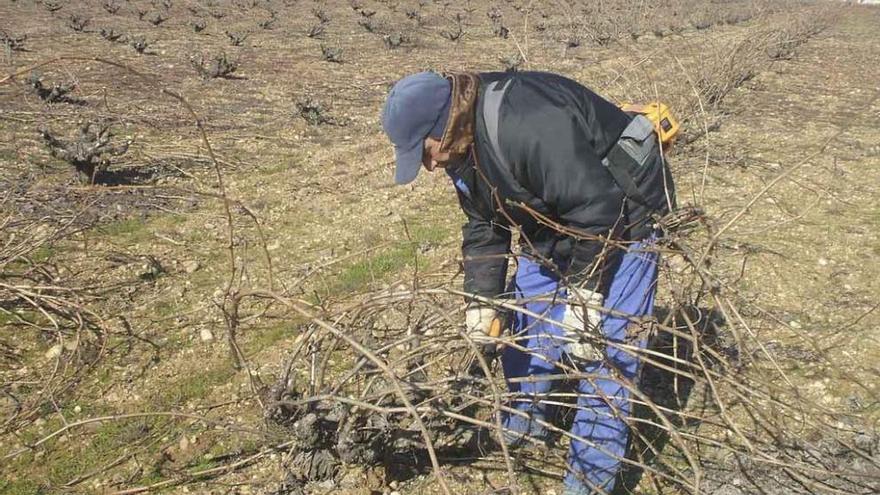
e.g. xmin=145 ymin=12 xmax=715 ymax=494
xmin=0 ymin=179 xmax=109 ymax=437
xmin=248 ymin=212 xmax=879 ymax=494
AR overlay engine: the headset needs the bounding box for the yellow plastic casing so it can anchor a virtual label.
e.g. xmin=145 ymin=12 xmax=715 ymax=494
xmin=621 ymin=102 xmax=680 ymax=147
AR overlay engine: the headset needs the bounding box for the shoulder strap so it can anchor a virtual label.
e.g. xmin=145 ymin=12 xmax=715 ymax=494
xmin=478 ymin=78 xmax=553 ymax=217
xmin=482 ymin=80 xmax=512 ymax=170
xmin=602 ymin=154 xmax=650 ymax=206
xmin=602 ymin=116 xmax=655 ymax=206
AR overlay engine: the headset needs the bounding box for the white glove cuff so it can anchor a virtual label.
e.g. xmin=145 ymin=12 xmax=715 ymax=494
xmin=569 ymin=287 xmax=604 ymax=306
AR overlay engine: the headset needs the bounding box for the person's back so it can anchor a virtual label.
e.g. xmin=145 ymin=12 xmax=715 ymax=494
xmin=439 ymin=70 xmax=674 ymax=294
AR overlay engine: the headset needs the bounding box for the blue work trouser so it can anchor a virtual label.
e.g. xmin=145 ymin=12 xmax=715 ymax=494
xmin=500 ymin=239 xmax=659 ymax=494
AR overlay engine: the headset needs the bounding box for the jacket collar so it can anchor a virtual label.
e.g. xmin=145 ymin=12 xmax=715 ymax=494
xmin=438 ymin=72 xmax=479 ymax=155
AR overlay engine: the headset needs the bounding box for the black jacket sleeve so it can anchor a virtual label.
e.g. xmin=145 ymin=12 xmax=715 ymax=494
xmin=454 ymin=174 xmax=511 ymax=299
xmin=461 ymin=216 xmax=511 ymax=298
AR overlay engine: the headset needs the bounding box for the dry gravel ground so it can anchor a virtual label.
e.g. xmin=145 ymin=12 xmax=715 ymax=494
xmin=1 ymin=1 xmax=878 ymax=494
xmin=696 ymin=5 xmax=880 ymax=402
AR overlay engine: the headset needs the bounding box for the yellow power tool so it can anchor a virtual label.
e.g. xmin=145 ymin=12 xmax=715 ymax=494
xmin=621 ymin=102 xmax=680 ymax=148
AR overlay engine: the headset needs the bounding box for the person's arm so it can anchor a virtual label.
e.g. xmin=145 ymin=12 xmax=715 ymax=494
xmin=457 ymin=190 xmax=511 ymax=299
xmin=461 ymin=218 xmax=510 ymax=298
xmin=451 ymin=178 xmax=511 ymax=355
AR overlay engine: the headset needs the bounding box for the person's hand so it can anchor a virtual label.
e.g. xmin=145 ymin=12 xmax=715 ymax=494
xmin=465 ymin=305 xmax=497 ymax=353
xmin=561 ymin=287 xmax=605 ymax=362
xmin=465 ymin=305 xmax=497 ymax=343
xmin=464 ymin=305 xmax=500 ymax=378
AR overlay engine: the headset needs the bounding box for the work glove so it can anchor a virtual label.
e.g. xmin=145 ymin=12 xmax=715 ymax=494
xmin=465 ymin=305 xmax=497 ymax=344
xmin=465 ymin=305 xmax=498 ymax=355
xmin=561 ymin=287 xmax=605 ymax=363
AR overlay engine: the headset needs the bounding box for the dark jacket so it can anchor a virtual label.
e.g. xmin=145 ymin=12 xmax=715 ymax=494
xmin=446 ymin=71 xmax=675 ymax=298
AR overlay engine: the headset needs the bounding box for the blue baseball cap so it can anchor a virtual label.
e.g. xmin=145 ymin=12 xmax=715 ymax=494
xmin=382 ymin=72 xmax=451 ymax=184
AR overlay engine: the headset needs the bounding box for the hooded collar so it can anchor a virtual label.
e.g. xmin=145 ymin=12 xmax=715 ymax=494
xmin=437 ymin=72 xmax=480 ymax=155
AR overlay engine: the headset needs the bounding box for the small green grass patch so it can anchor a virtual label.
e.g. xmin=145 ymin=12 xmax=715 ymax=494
xmin=96 ymin=213 xmax=187 ymax=245
xmin=0 ymin=479 xmax=44 ymax=495
xmin=42 ymin=417 xmax=156 ymax=485
xmin=326 ymin=218 xmax=456 ymax=294
xmin=99 ymin=217 xmax=150 ymax=240
xmin=154 ymin=362 xmax=237 ymax=408
xmin=29 ymin=245 xmax=56 ymax=263
xmin=335 ymin=244 xmax=415 ymax=292
xmin=244 ymin=320 xmax=301 ymax=354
